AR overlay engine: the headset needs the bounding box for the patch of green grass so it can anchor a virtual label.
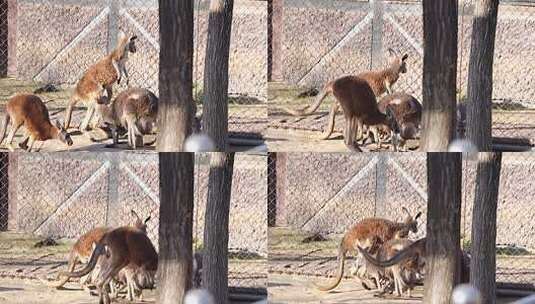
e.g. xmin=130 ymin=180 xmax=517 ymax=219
xmin=0 ymin=232 xmax=73 ymax=256
xmin=269 ymin=227 xmax=339 ymax=253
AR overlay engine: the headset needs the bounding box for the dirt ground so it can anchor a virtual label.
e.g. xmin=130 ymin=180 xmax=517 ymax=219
xmin=268 ymin=274 xmax=522 ymax=304
xmin=268 ymin=227 xmax=535 ymax=303
xmin=0 ymin=232 xmax=266 ymax=304
xmin=0 ymin=78 xmax=267 ymax=152
xmin=267 ymin=82 xmax=535 ymax=152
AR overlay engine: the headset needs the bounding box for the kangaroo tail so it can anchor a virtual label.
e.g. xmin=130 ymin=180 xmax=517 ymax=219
xmin=40 ymin=251 xmax=79 ymax=288
xmin=314 ymin=242 xmax=346 ymax=291
xmin=358 ymin=238 xmax=425 ymax=268
xmin=59 ymin=243 xmax=104 ymax=279
xmin=282 ymin=82 xmax=333 ymax=116
xmin=0 ymin=113 xmax=10 ymax=145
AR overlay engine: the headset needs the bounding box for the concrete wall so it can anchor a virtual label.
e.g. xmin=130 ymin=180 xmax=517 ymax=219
xmin=9 ymin=0 xmax=266 ymax=100
xmin=7 ymin=152 xmax=267 ymax=257
xmin=277 ymin=0 xmax=535 ymax=107
xmin=275 ymin=153 xmax=535 ymax=250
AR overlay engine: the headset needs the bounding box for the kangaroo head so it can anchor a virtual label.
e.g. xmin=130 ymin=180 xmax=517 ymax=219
xmin=116 ymin=31 xmax=138 ymax=59
xmin=400 ymin=122 xmax=418 ymax=140
xmin=386 ymin=48 xmax=408 ymax=74
xmin=402 ymin=207 xmax=422 ymax=234
xmin=131 ymin=209 xmax=152 ymax=233
xmin=54 ymin=120 xmax=73 ymax=146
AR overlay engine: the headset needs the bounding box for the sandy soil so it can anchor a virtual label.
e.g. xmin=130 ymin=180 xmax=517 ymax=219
xmin=268 ymin=274 xmax=522 ymax=304
xmin=0 ymin=277 xmax=155 ymax=304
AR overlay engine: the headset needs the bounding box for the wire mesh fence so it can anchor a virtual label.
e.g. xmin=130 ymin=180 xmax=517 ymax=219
xmin=2 ymin=152 xmax=267 ymax=292
xmin=3 ymin=0 xmax=267 ymax=141
xmin=268 ymin=0 xmax=535 ymax=147
xmin=0 ymin=0 xmax=7 ymax=77
xmin=0 ymin=153 xmax=8 ymax=231
xmin=268 ymin=152 xmax=535 ymax=290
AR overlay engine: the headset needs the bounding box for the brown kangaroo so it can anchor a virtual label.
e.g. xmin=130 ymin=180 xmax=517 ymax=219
xmin=96 ymin=87 xmax=158 ymax=149
xmin=317 ymin=76 xmax=399 ymax=151
xmin=315 ymin=207 xmax=422 ymax=291
xmin=64 ymin=31 xmax=137 ymax=131
xmin=0 ymin=94 xmax=73 ymax=151
xmin=43 ymin=210 xmax=151 ymax=292
xmin=283 ymin=48 xmax=408 ymax=144
xmin=58 ymin=221 xmax=158 ymax=304
xmin=359 ymin=237 xmax=471 ymax=284
xmin=377 ymin=93 xmax=422 ymax=151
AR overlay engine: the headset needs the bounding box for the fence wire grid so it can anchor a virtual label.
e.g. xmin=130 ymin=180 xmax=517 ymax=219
xmin=1 ymin=0 xmax=267 ymax=141
xmin=268 ymin=152 xmax=535 ymax=290
xmin=0 ymin=153 xmax=7 ymax=231
xmin=268 ymin=0 xmax=535 ymax=147
xmin=0 ymin=152 xmax=267 ymax=293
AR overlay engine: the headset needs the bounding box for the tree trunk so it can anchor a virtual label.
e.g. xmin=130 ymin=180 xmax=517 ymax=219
xmin=157 ymin=0 xmax=194 ymax=151
xmin=466 ymin=0 xmax=499 ymax=151
xmin=420 ymin=0 xmax=458 ymax=151
xmin=425 ymin=152 xmax=462 ymax=304
xmin=203 ymin=0 xmax=234 ymax=151
xmin=470 ymin=152 xmax=502 ymax=304
xmin=157 ymin=153 xmax=195 ymax=304
xmin=203 ymin=152 xmax=235 ymax=304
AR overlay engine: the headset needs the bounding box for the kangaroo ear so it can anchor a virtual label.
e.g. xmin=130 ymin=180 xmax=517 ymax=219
xmin=402 ymin=54 xmax=408 ymax=61
xmin=131 ymin=209 xmax=140 ymax=221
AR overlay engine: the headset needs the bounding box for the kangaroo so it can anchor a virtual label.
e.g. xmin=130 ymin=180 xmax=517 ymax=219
xmin=64 ymin=31 xmax=137 ymax=132
xmin=43 ymin=210 xmax=151 ymax=292
xmin=359 ymin=237 xmax=471 ymax=284
xmin=0 ymin=94 xmax=73 ymax=151
xmin=297 ymin=77 xmax=400 ymax=151
xmin=377 ymin=93 xmax=422 ymax=151
xmin=58 ymin=222 xmax=158 ymax=304
xmin=283 ymin=48 xmax=408 ymax=144
xmin=358 ymin=238 xmax=424 ymax=297
xmin=315 ymin=207 xmax=422 ymax=291
xmin=96 ymin=87 xmax=158 ymax=149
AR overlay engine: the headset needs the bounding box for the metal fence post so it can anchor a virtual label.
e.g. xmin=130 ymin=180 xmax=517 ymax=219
xmin=370 ymin=0 xmax=384 ymax=70
xmin=268 ymin=153 xmax=277 ymax=227
xmin=107 ymin=0 xmax=119 ymax=53
xmin=106 ymin=153 xmax=119 ymax=226
xmin=375 ymin=154 xmax=388 ymax=218
xmin=268 ymin=0 xmax=283 ymax=82
xmin=0 ymin=153 xmax=8 ymax=231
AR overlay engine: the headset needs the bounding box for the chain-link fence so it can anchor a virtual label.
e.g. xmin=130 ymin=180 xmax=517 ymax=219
xmin=2 ymin=152 xmax=267 ymax=293
xmin=0 ymin=153 xmax=8 ymax=231
xmin=268 ymin=0 xmax=535 ymax=148
xmin=268 ymin=153 xmax=535 ymax=290
xmin=2 ymin=0 xmax=266 ymax=141
xmin=0 ymin=0 xmax=7 ymax=77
